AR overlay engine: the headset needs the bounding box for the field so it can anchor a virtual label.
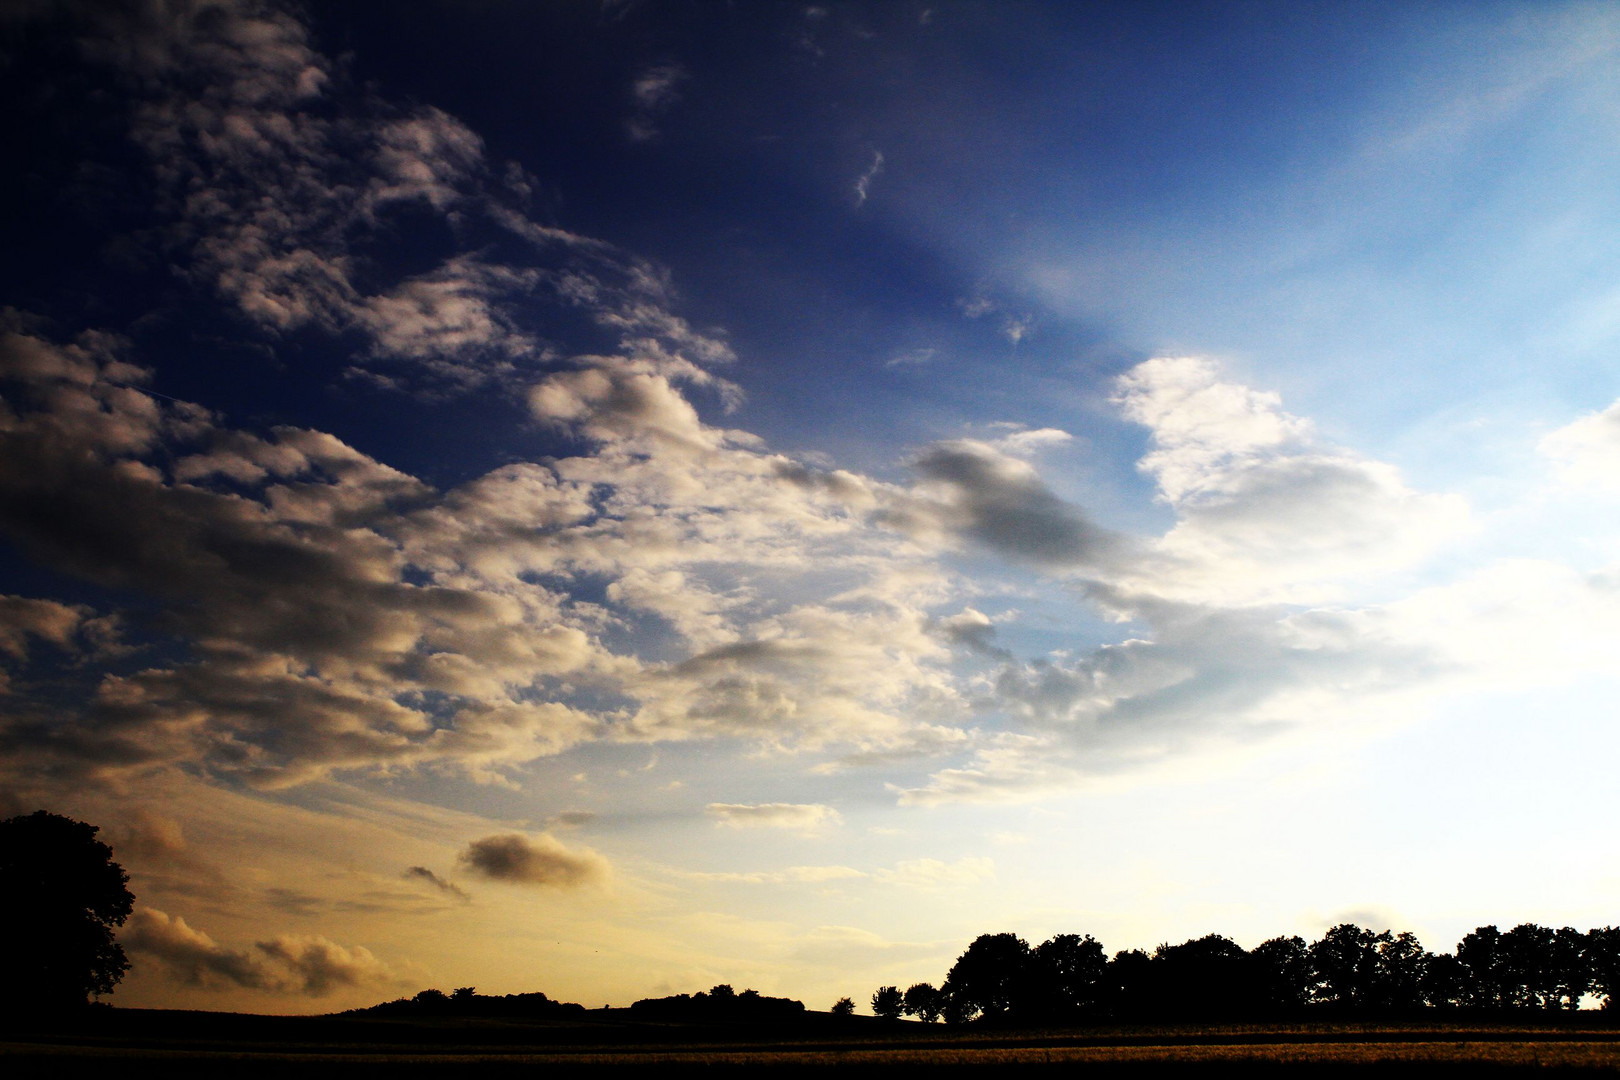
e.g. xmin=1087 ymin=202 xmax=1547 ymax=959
xmin=4 ymin=1011 xmax=1620 ymax=1075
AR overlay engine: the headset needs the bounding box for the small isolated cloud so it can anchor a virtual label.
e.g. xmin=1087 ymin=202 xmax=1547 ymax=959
xmin=897 ymin=439 xmax=1123 ymax=571
xmin=987 ymin=426 xmax=1073 ymax=457
xmin=457 ymin=832 xmax=609 ymax=888
xmin=627 ymin=63 xmax=685 ymax=141
xmin=886 ymin=347 xmax=936 ymax=368
xmin=403 ymin=865 xmax=468 ymax=901
xmin=957 ymin=295 xmax=995 ymax=319
xmin=706 ymin=802 xmax=841 ymax=830
xmin=1540 ymin=398 xmax=1620 ymax=492
xmin=853 ymin=150 xmax=885 ymax=207
xmin=1003 ymin=316 xmax=1031 ymax=346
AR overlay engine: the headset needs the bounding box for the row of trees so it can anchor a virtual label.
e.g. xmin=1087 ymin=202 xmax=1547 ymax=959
xmin=869 ymin=923 xmax=1620 ymax=1024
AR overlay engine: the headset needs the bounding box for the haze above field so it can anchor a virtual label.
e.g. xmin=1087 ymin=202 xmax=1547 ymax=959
xmin=2 ymin=0 xmax=1619 ymax=1013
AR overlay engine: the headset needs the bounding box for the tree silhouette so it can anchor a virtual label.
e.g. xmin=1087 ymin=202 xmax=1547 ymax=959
xmin=1588 ymin=927 xmax=1620 ymax=1009
xmin=942 ymin=932 xmax=1030 ymax=1022
xmin=1457 ymin=925 xmax=1507 ymax=1008
xmin=1030 ymin=933 xmax=1107 ymax=1016
xmin=1251 ymin=935 xmax=1312 ymax=1012
xmin=870 ymin=984 xmax=903 ymax=1020
xmin=830 ymin=996 xmax=855 ymax=1017
xmin=0 ymin=811 xmax=134 ymax=1012
xmin=1309 ymin=924 xmax=1386 ymax=1009
xmin=1152 ymin=934 xmax=1251 ymax=1019
xmin=1107 ymin=948 xmax=1155 ymax=1019
xmin=902 ymin=981 xmax=942 ymax=1023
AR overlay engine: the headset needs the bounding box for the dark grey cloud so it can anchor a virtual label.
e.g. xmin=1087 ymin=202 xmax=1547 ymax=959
xmin=403 ymin=865 xmax=468 ymax=901
xmin=457 ymin=833 xmax=608 ymax=888
xmin=901 ymin=440 xmax=1125 ymax=571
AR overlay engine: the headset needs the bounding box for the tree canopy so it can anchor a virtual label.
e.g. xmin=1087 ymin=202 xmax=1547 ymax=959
xmin=875 ymin=919 xmax=1620 ymax=1027
xmin=0 ymin=811 xmax=134 ymax=1012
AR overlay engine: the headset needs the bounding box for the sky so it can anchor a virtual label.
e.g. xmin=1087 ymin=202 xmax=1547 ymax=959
xmin=2 ymin=0 xmax=1620 ymax=1014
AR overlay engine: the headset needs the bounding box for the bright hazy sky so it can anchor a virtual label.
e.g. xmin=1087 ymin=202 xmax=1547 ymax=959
xmin=2 ymin=0 xmax=1620 ymax=1014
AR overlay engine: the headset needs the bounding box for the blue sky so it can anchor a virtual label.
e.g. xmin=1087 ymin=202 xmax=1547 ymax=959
xmin=3 ymin=0 xmax=1620 ymax=1012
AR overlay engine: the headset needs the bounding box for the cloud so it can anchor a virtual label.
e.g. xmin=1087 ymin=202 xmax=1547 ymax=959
xmin=457 ymin=833 xmax=609 ymax=888
xmin=887 ymin=439 xmax=1124 ymax=571
xmin=403 ymin=866 xmax=468 ymax=901
xmin=1540 ymin=398 xmax=1620 ymax=491
xmin=854 ymin=150 xmax=884 ymax=206
xmin=125 ymin=908 xmax=398 ymax=997
xmin=0 ymin=595 xmax=86 ymax=663
xmin=1113 ymin=357 xmax=1472 ymax=604
xmin=627 ymin=63 xmax=685 ymax=142
xmin=690 ymin=864 xmax=866 ymax=885
xmin=706 ymin=803 xmax=842 ymax=830
xmin=254 ymin=934 xmax=397 ymax=996
xmin=124 ymin=908 xmax=276 ymax=990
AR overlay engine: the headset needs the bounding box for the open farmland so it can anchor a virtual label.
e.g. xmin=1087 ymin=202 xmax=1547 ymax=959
xmin=5 ymin=1012 xmax=1620 ymax=1075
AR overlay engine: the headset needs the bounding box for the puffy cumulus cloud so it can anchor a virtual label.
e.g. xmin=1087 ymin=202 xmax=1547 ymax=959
xmin=255 ymin=934 xmax=398 ymax=996
xmin=1112 ymin=358 xmax=1472 ymax=604
xmin=1540 ymin=398 xmax=1620 ymax=492
xmin=0 ymin=328 xmax=612 ymax=786
xmin=124 ymin=908 xmax=397 ymax=997
xmin=124 ymin=908 xmax=276 ymax=990
xmin=706 ymin=803 xmax=841 ymax=830
xmin=624 ymin=603 xmax=972 ymax=756
xmin=0 ymin=314 xmax=980 ymax=785
xmin=457 ymin=832 xmax=609 ymax=888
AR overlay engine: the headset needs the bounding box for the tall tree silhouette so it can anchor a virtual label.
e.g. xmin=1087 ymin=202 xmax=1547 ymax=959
xmin=1251 ymin=935 xmax=1312 ymax=1012
xmin=1588 ymin=927 xmax=1620 ymax=1009
xmin=1308 ymin=924 xmax=1386 ymax=1009
xmin=1030 ymin=933 xmax=1107 ymax=1017
xmin=942 ymin=933 xmax=1030 ymax=1022
xmin=0 ymin=811 xmax=134 ymax=1012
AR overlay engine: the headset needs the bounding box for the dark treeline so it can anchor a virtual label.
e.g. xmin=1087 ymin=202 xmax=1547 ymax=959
xmin=629 ymin=984 xmax=807 ymax=1022
xmin=349 ymin=986 xmax=585 ymax=1018
xmin=872 ymin=923 xmax=1620 ymax=1024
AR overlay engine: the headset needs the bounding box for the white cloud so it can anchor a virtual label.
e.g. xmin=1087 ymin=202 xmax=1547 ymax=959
xmin=1114 ymin=357 xmax=1472 ymax=604
xmin=854 ymin=150 xmax=884 ymax=207
xmin=1540 ymin=398 xmax=1620 ymax=492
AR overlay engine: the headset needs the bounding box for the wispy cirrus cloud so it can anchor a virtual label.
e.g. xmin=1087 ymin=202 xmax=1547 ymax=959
xmin=706 ymin=802 xmax=841 ymax=830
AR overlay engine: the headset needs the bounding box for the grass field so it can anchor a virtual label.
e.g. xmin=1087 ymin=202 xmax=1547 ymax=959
xmin=4 ymin=1013 xmax=1619 ymax=1075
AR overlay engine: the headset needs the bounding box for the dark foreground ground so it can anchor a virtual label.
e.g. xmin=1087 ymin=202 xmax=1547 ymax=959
xmin=4 ymin=1009 xmax=1620 ymax=1075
